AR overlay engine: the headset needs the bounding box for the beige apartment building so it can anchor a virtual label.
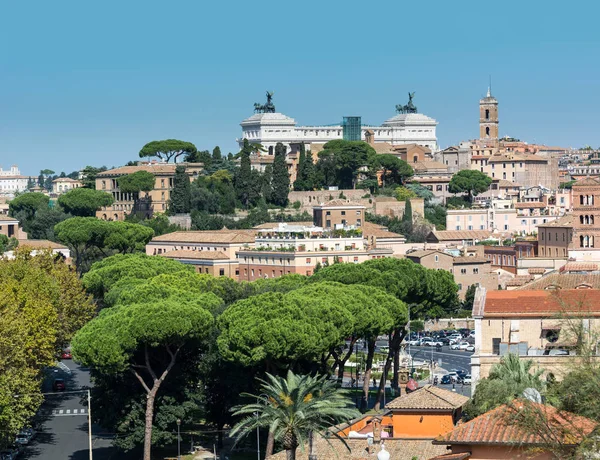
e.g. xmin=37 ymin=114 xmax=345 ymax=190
xmin=52 ymin=177 xmax=82 ymax=194
xmin=236 ymin=222 xmax=374 ymax=281
xmin=537 ymin=214 xmax=573 ymax=258
xmin=96 ymin=162 xmax=203 ymax=221
xmin=447 ymin=200 xmax=558 ymax=236
xmin=471 ymin=152 xmax=559 ymax=190
xmin=0 ymin=216 xmax=27 ymax=239
xmin=312 ymin=200 xmax=364 ymax=229
xmin=471 ymin=288 xmax=600 ymax=392
xmin=405 ymin=249 xmax=497 ymax=298
xmin=146 ymin=229 xmax=256 ymax=280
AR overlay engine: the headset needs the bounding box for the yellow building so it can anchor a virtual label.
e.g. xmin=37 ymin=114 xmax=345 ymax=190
xmin=95 ymin=163 xmax=202 ymax=220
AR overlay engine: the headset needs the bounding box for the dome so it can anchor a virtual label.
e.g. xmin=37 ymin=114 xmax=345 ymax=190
xmin=382 ymin=112 xmax=437 ymax=127
xmin=240 ymin=112 xmax=296 ymax=127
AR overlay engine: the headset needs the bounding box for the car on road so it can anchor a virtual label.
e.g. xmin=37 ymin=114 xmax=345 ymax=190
xmin=407 ymin=338 xmax=420 ymax=346
xmin=446 ymin=372 xmax=461 ymax=383
xmin=466 ymin=344 xmax=475 ymax=352
xmin=53 ymin=378 xmax=66 ymax=391
xmin=448 ymin=334 xmax=462 ymax=344
xmin=440 ymin=374 xmax=453 ymax=384
xmin=422 ymin=339 xmax=443 ymax=347
xmin=15 ymin=428 xmax=36 ymax=446
xmin=450 ymin=341 xmax=468 ymax=350
xmin=463 ymin=374 xmax=472 ymax=384
xmin=61 ymin=349 xmax=72 ymax=359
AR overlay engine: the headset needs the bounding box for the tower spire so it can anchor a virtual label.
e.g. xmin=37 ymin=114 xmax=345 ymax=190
xmin=487 ymin=75 xmax=492 ymax=97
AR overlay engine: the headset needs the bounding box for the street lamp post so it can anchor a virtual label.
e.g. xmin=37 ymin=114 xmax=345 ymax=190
xmin=176 ymin=419 xmax=181 ymax=460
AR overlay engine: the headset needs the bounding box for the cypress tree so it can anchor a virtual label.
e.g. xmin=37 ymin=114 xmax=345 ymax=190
xmin=303 ymin=149 xmax=316 ymax=190
xmin=235 ymin=139 xmax=254 ymax=208
xmin=293 ymin=144 xmax=306 ymax=191
xmin=402 ymin=198 xmax=413 ymax=235
xmin=169 ymin=165 xmax=191 ymax=213
xmin=271 ymin=142 xmax=290 ymax=207
xmin=212 ymin=146 xmax=222 ymax=161
xmin=261 ymin=164 xmax=273 ymax=203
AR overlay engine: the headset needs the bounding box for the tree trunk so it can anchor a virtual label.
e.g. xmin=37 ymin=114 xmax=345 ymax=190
xmin=143 ymin=390 xmax=156 ymax=460
xmin=335 ymin=338 xmax=357 ymax=385
xmin=265 ymin=428 xmax=275 ymax=458
xmin=286 ymin=449 xmax=296 ymax=460
xmin=375 ymin=329 xmax=407 ymax=409
xmin=308 ymin=431 xmax=317 ymax=460
xmin=131 ymin=344 xmax=180 ymax=460
xmin=360 ymin=339 xmax=376 ymax=412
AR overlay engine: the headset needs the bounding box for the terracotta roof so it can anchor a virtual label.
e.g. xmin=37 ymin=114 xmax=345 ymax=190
xmin=452 ymin=257 xmax=491 ymax=265
xmin=435 ymin=402 xmax=596 ymax=446
xmin=481 ymin=289 xmax=600 ymax=317
xmin=370 ymin=142 xmax=396 ymax=154
xmin=429 ymin=453 xmax=471 ymax=460
xmin=573 ymin=177 xmax=600 ymax=186
xmin=363 ymin=221 xmax=404 ymax=239
xmin=428 ymin=230 xmax=493 ymax=242
xmin=0 ymin=216 xmax=19 ymax=222
xmin=16 ymin=239 xmax=68 ymax=250
xmin=270 ymin=438 xmax=446 ymax=460
xmin=97 ymin=164 xmax=177 ymax=176
xmin=413 ymin=160 xmax=448 ymax=171
xmin=517 ymin=273 xmax=600 ymax=291
xmin=561 ymin=262 xmax=599 ymax=272
xmin=537 ymin=214 xmax=573 ymax=227
xmin=515 ymin=202 xmax=545 ymax=208
xmin=406 ymin=249 xmax=449 ymax=259
xmin=496 ymin=179 xmax=521 ymax=187
xmin=316 ymin=199 xmax=365 ymax=208
xmin=528 ymin=267 xmax=546 ymax=275
xmin=412 ymin=176 xmax=451 ymax=184
xmin=52 ymin=177 xmax=80 ymax=183
xmin=386 ymin=385 xmax=469 ymax=411
xmin=150 ymin=230 xmax=256 ymax=244
xmin=160 ymin=249 xmax=230 ymax=260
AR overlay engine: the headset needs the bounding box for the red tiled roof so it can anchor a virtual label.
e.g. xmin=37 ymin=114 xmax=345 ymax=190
xmin=386 ymin=385 xmax=469 ymax=411
xmin=515 ymin=202 xmax=545 ymax=208
xmin=481 ymin=289 xmax=600 ymax=317
xmin=561 ymin=262 xmax=599 ymax=272
xmin=435 ymin=402 xmax=596 ymax=446
xmin=429 ymin=453 xmax=471 ymax=460
xmin=160 ymin=249 xmax=230 ymax=260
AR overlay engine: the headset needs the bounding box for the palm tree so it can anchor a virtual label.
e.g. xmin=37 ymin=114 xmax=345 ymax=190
xmin=230 ymin=371 xmax=360 ymax=460
xmin=488 ymin=353 xmax=545 ymax=389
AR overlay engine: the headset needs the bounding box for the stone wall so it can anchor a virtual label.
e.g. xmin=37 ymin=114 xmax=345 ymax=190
xmin=425 ymin=318 xmax=475 ymax=332
xmin=288 ymin=189 xmax=371 ymax=208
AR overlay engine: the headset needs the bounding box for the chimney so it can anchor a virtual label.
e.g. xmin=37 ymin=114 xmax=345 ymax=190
xmin=372 ymin=417 xmax=382 ymax=444
xmin=365 ymin=129 xmax=375 ymax=146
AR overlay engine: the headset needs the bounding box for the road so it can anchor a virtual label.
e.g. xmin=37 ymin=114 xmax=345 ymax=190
xmin=22 ymin=359 xmax=117 ymax=460
xmin=405 ymin=345 xmax=472 ymax=373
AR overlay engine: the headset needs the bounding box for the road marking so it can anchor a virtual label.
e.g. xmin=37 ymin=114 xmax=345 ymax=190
xmin=57 ymin=362 xmax=72 ymax=374
xmin=44 ymin=408 xmax=87 ymax=417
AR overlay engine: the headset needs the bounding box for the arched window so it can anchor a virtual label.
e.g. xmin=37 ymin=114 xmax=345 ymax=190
xmin=268 ymin=146 xmax=274 ymax=155
xmin=586 ymin=215 xmax=590 ymax=225
xmin=581 ymin=195 xmax=585 ymax=205
xmin=581 ymin=235 xmax=585 ymax=247
xmin=592 ymin=236 xmax=595 ymax=248
xmin=486 ymin=127 xmax=490 ymax=137
xmin=413 ymin=155 xmax=418 ymax=163
xmin=485 ymin=109 xmax=490 ymax=120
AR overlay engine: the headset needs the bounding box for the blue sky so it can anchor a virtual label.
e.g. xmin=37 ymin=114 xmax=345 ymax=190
xmin=1 ymin=0 xmax=599 ymax=175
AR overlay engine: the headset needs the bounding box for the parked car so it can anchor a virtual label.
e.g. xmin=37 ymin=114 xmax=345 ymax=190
xmin=423 ymin=339 xmax=443 ymax=347
xmin=61 ymin=349 xmax=72 ymax=359
xmin=446 ymin=372 xmax=460 ymax=383
xmin=450 ymin=342 xmax=464 ymax=350
xmin=0 ymin=447 xmax=20 ymax=460
xmin=448 ymin=334 xmax=462 ymax=344
xmin=466 ymin=344 xmax=475 ymax=352
xmin=407 ymin=338 xmax=420 ymax=346
xmin=53 ymin=378 xmax=66 ymax=391
xmin=463 ymin=374 xmax=472 ymax=385
xmin=15 ymin=428 xmax=36 ymax=446
xmin=440 ymin=374 xmax=453 ymax=384
xmin=455 ymin=342 xmax=470 ymax=350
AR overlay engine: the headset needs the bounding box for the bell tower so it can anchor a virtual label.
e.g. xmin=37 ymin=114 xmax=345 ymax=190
xmin=479 ymin=87 xmax=498 ymax=142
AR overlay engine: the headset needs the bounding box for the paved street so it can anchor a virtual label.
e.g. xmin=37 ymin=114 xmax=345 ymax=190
xmin=22 ymin=360 xmax=117 ymax=460
xmin=406 ymin=345 xmax=472 ymax=373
